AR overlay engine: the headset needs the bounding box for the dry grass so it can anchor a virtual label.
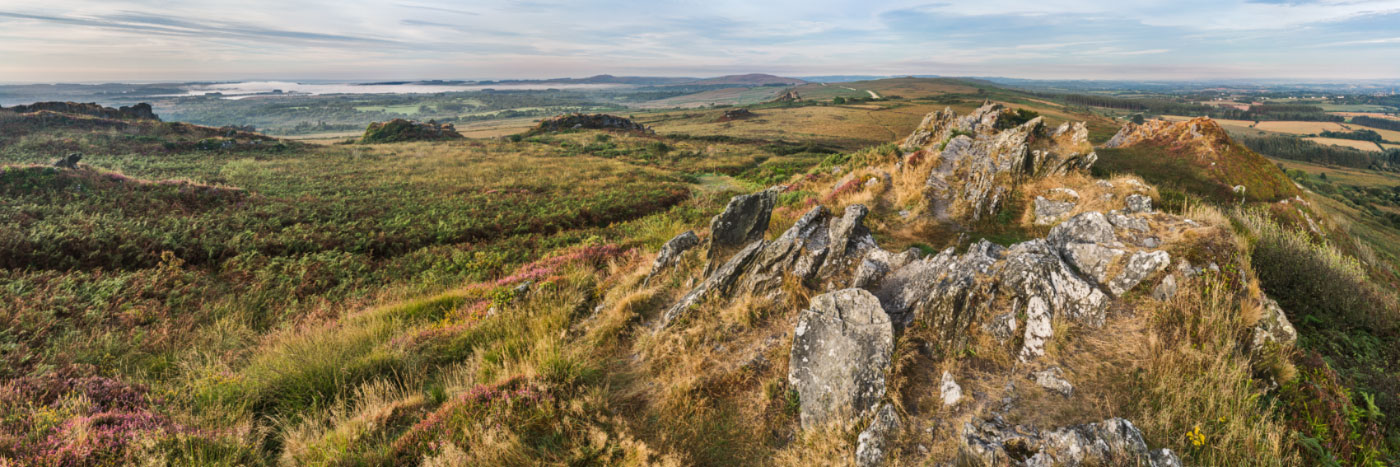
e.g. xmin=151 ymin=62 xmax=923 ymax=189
xmin=1254 ymin=121 xmax=1349 ymax=135
xmin=1305 ymin=137 xmax=1381 ymax=152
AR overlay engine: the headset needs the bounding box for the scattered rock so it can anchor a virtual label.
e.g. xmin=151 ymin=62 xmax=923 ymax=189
xmin=1125 ymin=194 xmax=1153 ymax=213
xmin=961 ymin=416 xmax=1180 ymax=466
xmin=1151 ymin=274 xmax=1178 ymax=301
xmin=53 ymin=153 xmax=81 ymax=169
xmin=717 ymin=108 xmax=755 ymax=122
xmin=789 ymin=289 xmax=894 ymax=429
xmin=1250 ymin=294 xmax=1298 ymax=352
xmin=1031 ymin=367 xmax=1073 ymax=397
xmin=644 ymin=230 xmax=699 ymax=285
xmin=1108 ymin=250 xmax=1171 ymax=296
xmin=1033 ymin=197 xmax=1076 ymax=226
xmin=940 ymin=371 xmax=963 ymax=407
xmin=1018 ymin=296 xmax=1053 ymax=361
xmin=856 ymin=403 xmax=901 ymax=467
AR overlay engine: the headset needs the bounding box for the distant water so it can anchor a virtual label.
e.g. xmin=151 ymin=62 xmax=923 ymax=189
xmin=177 ymin=81 xmax=625 ymax=99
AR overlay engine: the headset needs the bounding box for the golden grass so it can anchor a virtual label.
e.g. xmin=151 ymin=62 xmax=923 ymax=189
xmin=1305 ymin=137 xmax=1381 ymax=152
xmin=1254 ymin=121 xmax=1348 ymax=134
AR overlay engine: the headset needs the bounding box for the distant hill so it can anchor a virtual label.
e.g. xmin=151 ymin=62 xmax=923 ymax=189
xmin=683 ymin=74 xmax=805 ymax=86
xmin=1098 ymin=117 xmax=1300 ymax=202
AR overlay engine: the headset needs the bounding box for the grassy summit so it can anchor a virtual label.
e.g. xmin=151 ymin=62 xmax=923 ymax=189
xmin=1097 ymin=117 xmax=1301 ymax=203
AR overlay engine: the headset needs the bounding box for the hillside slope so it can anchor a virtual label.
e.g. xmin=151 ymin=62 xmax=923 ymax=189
xmin=1 ymin=103 xmax=1395 ymax=465
xmin=1098 ymin=117 xmax=1300 ymax=202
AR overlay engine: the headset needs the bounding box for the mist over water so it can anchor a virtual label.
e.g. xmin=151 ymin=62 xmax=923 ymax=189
xmin=178 ymin=81 xmax=626 ymax=99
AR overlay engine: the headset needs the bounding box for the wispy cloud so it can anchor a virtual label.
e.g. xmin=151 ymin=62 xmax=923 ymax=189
xmin=0 ymin=0 xmax=1397 ymax=82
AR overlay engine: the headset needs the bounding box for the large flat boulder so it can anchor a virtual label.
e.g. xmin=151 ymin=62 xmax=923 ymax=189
xmin=788 ymin=288 xmax=894 ymax=429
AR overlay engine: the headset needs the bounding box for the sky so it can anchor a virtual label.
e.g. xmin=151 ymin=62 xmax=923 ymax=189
xmin=1 ymin=0 xmax=1399 ymax=83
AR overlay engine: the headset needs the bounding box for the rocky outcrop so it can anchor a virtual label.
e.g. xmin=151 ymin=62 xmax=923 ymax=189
xmin=52 ymin=153 xmax=82 ymax=169
xmin=659 ymin=240 xmax=763 ymax=329
xmin=644 ymin=230 xmax=699 ymax=285
xmin=903 ymin=103 xmax=1097 ymax=223
xmin=704 ymin=186 xmax=781 ymax=274
xmin=961 ymin=415 xmax=1181 ymax=466
xmin=717 ymin=108 xmax=755 ymax=122
xmin=1032 ymin=197 xmax=1076 ymax=225
xmin=773 ymin=89 xmax=802 ymax=103
xmin=855 ymin=404 xmax=900 ymax=467
xmin=4 ymin=102 xmax=159 ymax=121
xmin=1102 ymin=117 xmax=1300 ymax=202
xmin=527 ymin=113 xmax=649 ymax=134
xmin=1250 ymin=294 xmax=1298 ymax=352
xmin=788 ymin=288 xmax=894 ymax=429
xmin=360 ymin=119 xmax=463 ymax=143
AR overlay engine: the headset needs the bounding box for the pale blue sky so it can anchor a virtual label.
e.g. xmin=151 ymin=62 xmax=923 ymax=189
xmin=2 ymin=0 xmax=1398 ymax=82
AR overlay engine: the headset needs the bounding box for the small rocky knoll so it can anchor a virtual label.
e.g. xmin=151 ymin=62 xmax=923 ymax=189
xmin=360 ymin=119 xmax=464 ymax=143
xmin=1099 ymin=117 xmax=1300 ymax=202
xmin=525 ymin=113 xmax=650 ymax=135
xmin=632 ymin=104 xmax=1300 ymax=465
xmin=2 ymin=101 xmax=159 ymax=121
xmin=900 ymin=103 xmax=1098 ymax=223
xmin=717 ymin=108 xmax=755 ymax=122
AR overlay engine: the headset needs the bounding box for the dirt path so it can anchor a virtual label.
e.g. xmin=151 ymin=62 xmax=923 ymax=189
xmin=866 ymin=90 xmax=881 ymax=99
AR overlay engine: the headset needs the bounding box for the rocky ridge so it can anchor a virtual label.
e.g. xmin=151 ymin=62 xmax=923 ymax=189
xmin=526 ymin=113 xmax=650 ymax=135
xmin=900 ymin=103 xmax=1097 ymax=222
xmin=360 ymin=119 xmax=463 ymax=143
xmin=2 ymin=101 xmax=159 ymax=121
xmin=639 ymin=104 xmax=1299 ymax=465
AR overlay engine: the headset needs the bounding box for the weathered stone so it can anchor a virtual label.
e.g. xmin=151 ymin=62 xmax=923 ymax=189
xmin=659 ymin=240 xmax=765 ymax=329
xmin=789 ymin=289 xmax=894 ymax=429
xmin=960 ymin=416 xmax=1180 ymax=467
xmin=733 ymin=206 xmax=830 ymax=298
xmin=1048 ymin=212 xmax=1117 ymax=248
xmin=1033 ymin=196 xmax=1076 ymax=226
xmin=1108 ymin=250 xmax=1171 ymax=296
xmin=1000 ymin=240 xmax=1110 ymax=327
xmin=1031 ymin=367 xmax=1073 ymax=397
xmin=53 ymin=153 xmax=81 ymax=169
xmin=1126 ymin=194 xmax=1153 ymax=213
xmin=1107 ymin=210 xmax=1150 ymax=232
xmin=1019 ymin=296 xmax=1053 ymax=361
xmin=1250 ymin=294 xmax=1298 ymax=352
xmin=644 ymin=230 xmax=699 ymax=285
xmin=941 ymin=371 xmax=963 ymax=407
xmin=856 ymin=403 xmax=901 ymax=467
xmin=1151 ymin=274 xmax=1178 ymax=301
xmin=705 ymin=187 xmax=780 ymax=274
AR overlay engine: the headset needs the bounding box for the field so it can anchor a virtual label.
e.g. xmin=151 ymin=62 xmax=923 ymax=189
xmin=1254 ymin=120 xmax=1349 ymax=134
xmin=1306 ymin=136 xmax=1383 ymax=151
xmin=1333 ymin=112 xmax=1400 ymax=121
xmin=1349 ymin=123 xmax=1400 ymax=142
xmin=1319 ymin=103 xmax=1398 ymax=112
xmin=631 ymin=86 xmax=789 ymax=108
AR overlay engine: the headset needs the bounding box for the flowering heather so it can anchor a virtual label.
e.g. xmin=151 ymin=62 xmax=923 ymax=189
xmin=389 ymin=379 xmax=554 ymax=461
xmin=0 ymin=374 xmax=189 ymax=466
xmin=822 ymin=177 xmax=863 ymax=202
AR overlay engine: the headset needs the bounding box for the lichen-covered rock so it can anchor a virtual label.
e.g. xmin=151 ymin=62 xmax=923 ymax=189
xmin=960 ymin=416 xmax=1181 ymax=466
xmin=644 ymin=230 xmax=699 ymax=285
xmin=789 ymin=289 xmax=894 ymax=429
xmin=1033 ymin=197 xmax=1076 ymax=226
xmin=1126 ymin=194 xmax=1153 ymax=213
xmin=1108 ymin=250 xmax=1171 ymax=296
xmin=1019 ymin=296 xmax=1053 ymax=361
xmin=733 ymin=205 xmax=830 ymax=297
xmin=941 ymin=371 xmax=963 ymax=407
xmin=856 ymin=403 xmax=901 ymax=467
xmin=1151 ymin=274 xmax=1178 ymax=301
xmin=1250 ymin=294 xmax=1298 ymax=352
xmin=904 ymin=103 xmax=1096 ymax=223
xmin=1031 ymin=367 xmax=1073 ymax=397
xmin=659 ymin=240 xmax=765 ymax=329
xmin=705 ymin=187 xmax=781 ymax=274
